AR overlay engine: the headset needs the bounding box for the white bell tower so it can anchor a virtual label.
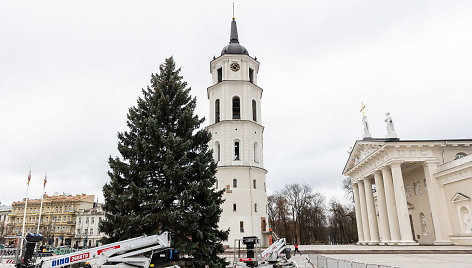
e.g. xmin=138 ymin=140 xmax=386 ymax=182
xmin=208 ymin=17 xmax=269 ymax=246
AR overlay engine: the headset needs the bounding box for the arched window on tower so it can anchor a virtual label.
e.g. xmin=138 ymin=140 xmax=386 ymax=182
xmin=253 ymin=179 xmax=256 ymax=189
xmin=240 ymin=221 xmax=244 ymax=232
xmin=217 ymin=68 xmax=222 ymax=83
xmin=233 ymin=204 xmax=237 ymax=211
xmin=234 ymin=141 xmax=240 ymax=160
xmin=215 ymin=141 xmax=220 ymax=163
xmin=233 ymin=179 xmax=238 ymax=188
xmin=249 ymin=68 xmax=254 ymax=83
xmin=254 ymin=203 xmax=258 ymax=212
xmin=232 ymin=96 xmax=240 ymax=119
xmin=254 ymin=142 xmax=259 ymax=163
xmin=215 ymin=99 xmax=220 ymax=123
xmin=252 ymin=100 xmax=257 ymax=122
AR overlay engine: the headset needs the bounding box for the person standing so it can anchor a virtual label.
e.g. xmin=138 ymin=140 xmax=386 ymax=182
xmin=294 ymin=243 xmax=301 ymax=255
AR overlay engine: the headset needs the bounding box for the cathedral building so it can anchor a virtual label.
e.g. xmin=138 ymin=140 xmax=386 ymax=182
xmin=343 ymin=116 xmax=472 ymax=245
xmin=207 ymin=17 xmax=269 ymax=246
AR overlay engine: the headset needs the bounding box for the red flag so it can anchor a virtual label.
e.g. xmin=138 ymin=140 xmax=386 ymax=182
xmin=44 ymin=175 xmax=47 ymax=187
xmin=27 ymin=170 xmax=31 ymax=185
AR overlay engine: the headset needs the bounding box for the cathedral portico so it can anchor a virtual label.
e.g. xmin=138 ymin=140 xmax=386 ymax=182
xmin=344 ymin=137 xmax=472 ymax=246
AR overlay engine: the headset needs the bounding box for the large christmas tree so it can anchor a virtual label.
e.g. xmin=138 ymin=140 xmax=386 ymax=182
xmin=100 ymin=57 xmax=228 ymax=267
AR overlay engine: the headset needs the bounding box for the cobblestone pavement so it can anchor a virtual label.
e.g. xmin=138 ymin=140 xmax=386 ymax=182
xmin=271 ymin=253 xmax=472 ymax=268
xmin=320 ymin=253 xmax=472 ymax=268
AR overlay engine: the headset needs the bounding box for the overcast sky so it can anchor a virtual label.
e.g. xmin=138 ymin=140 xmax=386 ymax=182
xmin=1 ymin=0 xmax=471 ymax=206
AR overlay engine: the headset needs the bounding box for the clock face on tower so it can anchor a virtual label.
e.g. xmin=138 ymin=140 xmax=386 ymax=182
xmin=230 ymin=62 xmax=240 ymax=72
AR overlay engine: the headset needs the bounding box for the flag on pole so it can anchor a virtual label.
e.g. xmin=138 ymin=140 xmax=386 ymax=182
xmin=44 ymin=175 xmax=47 ymax=187
xmin=27 ymin=169 xmax=31 ymax=185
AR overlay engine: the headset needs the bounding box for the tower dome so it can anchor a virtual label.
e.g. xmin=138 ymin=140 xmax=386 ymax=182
xmin=221 ymin=18 xmax=249 ymax=56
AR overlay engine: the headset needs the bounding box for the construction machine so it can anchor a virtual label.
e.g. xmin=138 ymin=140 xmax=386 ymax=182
xmin=233 ymin=236 xmax=295 ymax=267
xmin=1 ymin=232 xmax=179 ymax=268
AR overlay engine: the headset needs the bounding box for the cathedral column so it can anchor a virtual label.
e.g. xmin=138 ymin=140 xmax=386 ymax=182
xmin=390 ymin=162 xmax=416 ymax=245
xmin=373 ymin=170 xmax=391 ymax=244
xmin=423 ymin=161 xmax=452 ymax=245
xmin=364 ymin=177 xmax=380 ymax=244
xmin=357 ymin=180 xmax=371 ymax=243
xmin=352 ymin=182 xmax=365 ymax=243
xmin=382 ymin=166 xmax=400 ymax=243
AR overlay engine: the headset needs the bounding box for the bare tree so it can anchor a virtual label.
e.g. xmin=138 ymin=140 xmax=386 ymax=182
xmin=301 ymin=192 xmax=327 ymax=244
xmin=328 ymin=199 xmax=357 ymax=244
xmin=267 ymin=192 xmax=290 ymax=240
xmin=267 ymin=195 xmax=277 ymax=233
xmin=343 ymin=177 xmax=354 ymax=202
xmin=282 ymin=184 xmax=312 ymax=243
xmin=268 ymin=183 xmax=352 ymax=245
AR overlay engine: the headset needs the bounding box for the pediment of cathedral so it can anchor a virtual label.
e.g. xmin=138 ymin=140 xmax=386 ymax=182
xmin=343 ymin=140 xmax=384 ymax=175
xmin=451 ymin=192 xmax=470 ymax=203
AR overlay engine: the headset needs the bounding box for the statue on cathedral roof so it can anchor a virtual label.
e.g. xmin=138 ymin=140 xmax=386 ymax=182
xmin=362 ymin=115 xmax=371 ymax=139
xmin=360 ymin=102 xmax=371 ymax=139
xmin=385 ymin=112 xmax=397 ymax=139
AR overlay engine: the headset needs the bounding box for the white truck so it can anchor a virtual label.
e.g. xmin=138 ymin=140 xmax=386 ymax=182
xmin=2 ymin=232 xmax=180 ymax=268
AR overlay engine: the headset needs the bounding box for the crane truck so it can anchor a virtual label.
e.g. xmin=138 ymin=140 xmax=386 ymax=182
xmin=2 ymin=232 xmax=179 ymax=268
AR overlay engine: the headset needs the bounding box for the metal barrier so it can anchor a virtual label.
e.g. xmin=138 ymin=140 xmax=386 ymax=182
xmin=224 ymin=254 xmax=399 ymax=268
xmin=302 ymin=254 xmax=399 ymax=268
xmin=0 ymin=248 xmax=25 ymax=264
xmin=0 ymin=246 xmax=77 ymax=263
xmin=0 ymin=249 xmax=17 ymax=257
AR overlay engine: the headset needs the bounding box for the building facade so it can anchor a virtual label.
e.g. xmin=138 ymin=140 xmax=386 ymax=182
xmin=74 ymin=204 xmax=105 ymax=248
xmin=0 ymin=204 xmax=12 ymax=244
xmin=208 ymin=18 xmax=269 ymax=246
xmin=343 ymin=138 xmax=472 ymax=245
xmin=8 ymin=193 xmax=94 ymax=247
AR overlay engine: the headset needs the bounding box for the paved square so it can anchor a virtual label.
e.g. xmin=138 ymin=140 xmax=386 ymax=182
xmin=315 ymin=254 xmax=472 ymax=268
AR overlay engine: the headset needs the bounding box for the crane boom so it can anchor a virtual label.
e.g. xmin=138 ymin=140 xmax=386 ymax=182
xmin=259 ymin=238 xmax=288 ymax=263
xmin=33 ymin=232 xmax=177 ymax=268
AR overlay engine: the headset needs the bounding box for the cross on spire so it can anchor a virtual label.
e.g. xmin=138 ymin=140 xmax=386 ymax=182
xmin=360 ymin=102 xmax=366 ymax=118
